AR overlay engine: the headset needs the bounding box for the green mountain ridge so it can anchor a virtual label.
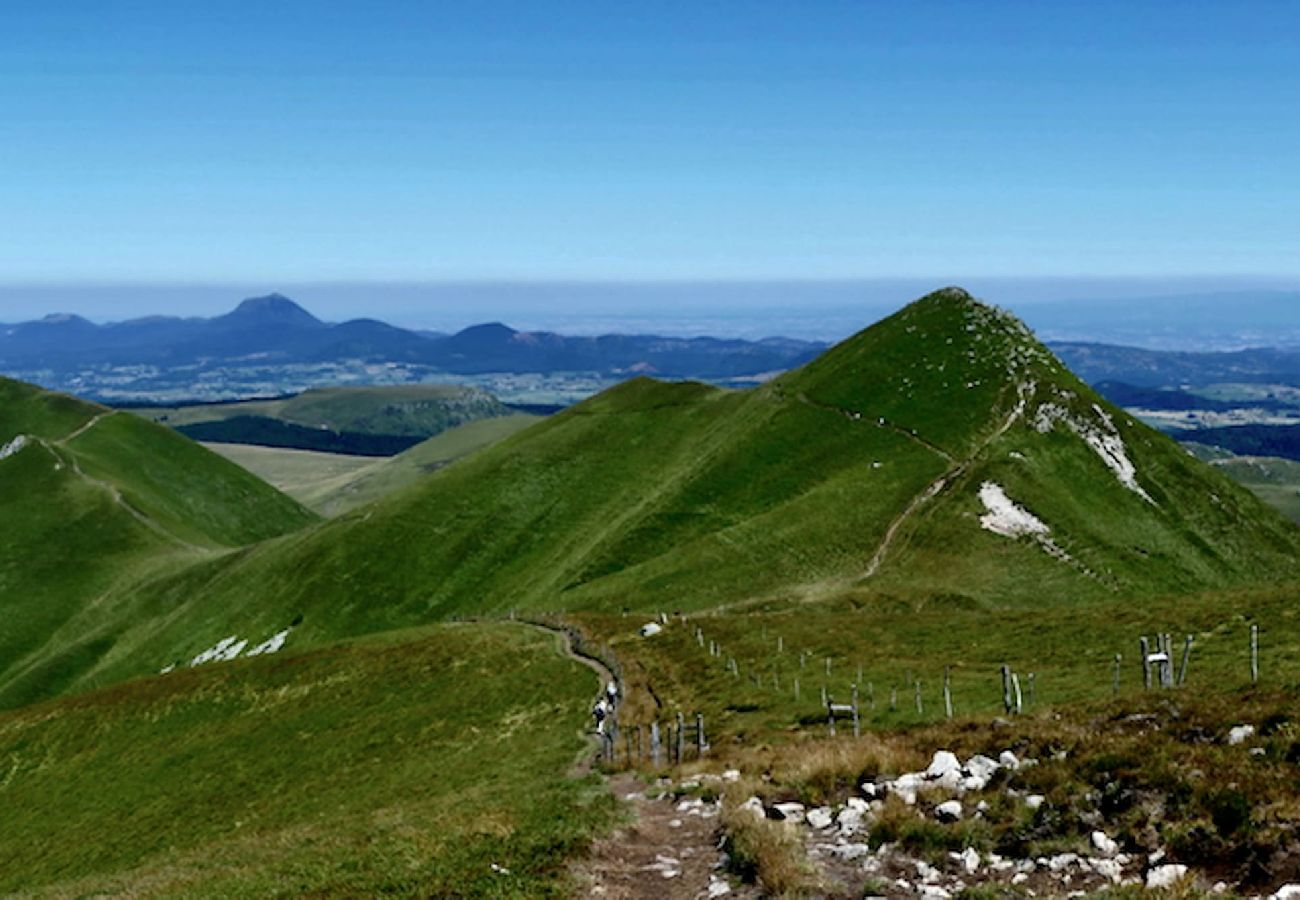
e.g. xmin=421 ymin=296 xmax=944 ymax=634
xmin=202 ymin=412 xmax=541 ymax=516
xmin=130 ymin=383 xmax=516 ymax=456
xmin=13 ymin=288 xmax=1293 ymax=706
xmin=0 ymin=378 xmax=317 ymax=708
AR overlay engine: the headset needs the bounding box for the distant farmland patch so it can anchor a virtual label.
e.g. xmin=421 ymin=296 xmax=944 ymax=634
xmin=177 ymin=415 xmax=423 ymax=456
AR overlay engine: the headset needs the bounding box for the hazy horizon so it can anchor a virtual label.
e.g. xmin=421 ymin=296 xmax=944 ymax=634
xmin=2 ymin=277 xmax=1298 ymax=349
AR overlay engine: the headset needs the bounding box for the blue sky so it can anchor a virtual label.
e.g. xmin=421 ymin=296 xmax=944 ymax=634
xmin=2 ymin=1 xmax=1299 ymax=313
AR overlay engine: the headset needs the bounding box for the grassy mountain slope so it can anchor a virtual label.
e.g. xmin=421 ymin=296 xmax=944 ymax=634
xmin=1198 ymin=452 xmax=1300 ymax=523
xmin=0 ymin=377 xmax=316 ymax=708
xmin=57 ymin=290 xmax=1297 ymax=698
xmin=204 ymin=412 xmax=540 ymax=515
xmin=0 ymin=622 xmax=610 ymax=897
xmin=133 ymin=384 xmax=512 ymax=436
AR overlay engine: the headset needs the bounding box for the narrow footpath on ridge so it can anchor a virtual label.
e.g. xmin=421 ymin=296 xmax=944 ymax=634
xmin=520 ymin=620 xmax=749 ymax=899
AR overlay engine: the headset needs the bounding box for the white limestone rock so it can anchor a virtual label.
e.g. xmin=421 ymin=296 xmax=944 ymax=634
xmin=965 ymin=754 xmax=1000 ymax=780
xmin=1228 ymin=724 xmax=1256 ymax=745
xmin=926 ymin=750 xmax=962 ymax=780
xmin=1091 ymin=830 xmax=1119 ymax=857
xmin=934 ymin=800 xmax=963 ymax=822
xmin=1146 ymin=864 xmax=1189 ymax=889
xmin=806 ymin=807 xmax=834 ymax=830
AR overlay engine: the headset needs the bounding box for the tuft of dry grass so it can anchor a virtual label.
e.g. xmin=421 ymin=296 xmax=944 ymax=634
xmin=718 ymin=800 xmax=819 ymax=897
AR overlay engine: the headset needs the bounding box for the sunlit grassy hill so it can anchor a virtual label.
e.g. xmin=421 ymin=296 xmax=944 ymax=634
xmin=0 ymin=622 xmax=611 ymax=897
xmin=67 ymin=289 xmax=1298 ymax=696
xmin=133 ymin=384 xmax=517 ymax=455
xmin=205 ymin=412 xmax=540 ymax=515
xmin=0 ymin=378 xmax=316 ymax=709
xmin=2 ymin=289 xmax=1299 ymax=897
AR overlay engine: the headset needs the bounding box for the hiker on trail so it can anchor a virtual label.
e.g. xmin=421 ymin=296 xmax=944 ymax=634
xmin=605 ymin=679 xmax=618 ymax=707
xmin=592 ymin=697 xmax=609 ymax=733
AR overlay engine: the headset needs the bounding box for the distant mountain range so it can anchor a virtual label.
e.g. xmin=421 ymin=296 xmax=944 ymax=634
xmin=1049 ymin=342 xmax=1300 ymax=389
xmin=6 ymin=293 xmax=1300 ymax=408
xmin=0 ymin=293 xmax=824 ymax=380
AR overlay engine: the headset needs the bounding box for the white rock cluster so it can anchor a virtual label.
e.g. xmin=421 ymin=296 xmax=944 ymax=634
xmin=1227 ymin=724 xmax=1256 ymax=745
xmin=0 ymin=434 xmax=28 ymax=461
xmin=165 ymin=627 xmax=293 ymax=673
xmin=763 ymin=749 xmax=1179 ymax=896
xmin=977 ymin=482 xmax=1075 ymax=565
xmin=876 ymin=749 xmax=1026 ymax=806
xmin=1034 ymin=398 xmax=1155 ymax=503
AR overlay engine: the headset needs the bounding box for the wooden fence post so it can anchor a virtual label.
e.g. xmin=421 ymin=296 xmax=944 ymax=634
xmin=1177 ymin=635 xmax=1193 ymax=686
xmin=852 ymin=682 xmax=861 ymax=737
xmin=651 ymin=721 xmax=661 ymax=765
xmin=914 ymin=680 xmax=923 ymax=715
xmin=1112 ymin=653 xmax=1121 ymax=695
xmin=1251 ymin=624 xmax=1259 ymax=683
xmin=1011 ymin=672 xmax=1023 ymax=714
xmin=1001 ymin=664 xmax=1012 ymax=713
xmin=696 ymin=713 xmax=706 ymax=757
xmin=825 ymin=657 xmax=832 ymax=677
xmin=943 ymin=667 xmax=953 ymax=719
xmin=827 ymin=695 xmax=836 ymax=737
xmin=1140 ymin=637 xmax=1151 ymax=689
xmin=676 ymin=712 xmax=685 ymax=764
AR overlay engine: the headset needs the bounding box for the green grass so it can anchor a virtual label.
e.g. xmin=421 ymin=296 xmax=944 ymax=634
xmin=130 ymin=383 xmax=512 ymax=437
xmin=30 ymin=289 xmax=1295 ymax=703
xmin=202 ymin=443 xmax=384 ymax=508
xmin=0 ymin=376 xmax=100 ymax=440
xmin=0 ymin=379 xmax=317 ymax=710
xmin=66 ymin=412 xmax=318 ymax=546
xmin=1209 ymin=455 xmax=1300 ymax=523
xmin=2 ymin=291 xmax=1299 ymax=894
xmin=0 ymin=622 xmax=613 ymax=897
xmin=206 ymin=413 xmax=541 ymax=515
xmin=576 ymin=580 xmax=1300 ymax=748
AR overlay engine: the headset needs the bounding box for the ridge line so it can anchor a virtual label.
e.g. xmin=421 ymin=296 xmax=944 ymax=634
xmin=862 ymin=380 xmax=1035 ymax=579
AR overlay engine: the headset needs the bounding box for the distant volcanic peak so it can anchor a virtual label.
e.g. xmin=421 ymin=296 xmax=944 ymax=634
xmin=454 ymin=322 xmax=517 ymax=340
xmin=38 ymin=313 xmax=95 ymax=327
xmin=449 ymin=318 xmax=520 ymax=343
xmin=225 ymin=293 xmax=324 ymax=328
